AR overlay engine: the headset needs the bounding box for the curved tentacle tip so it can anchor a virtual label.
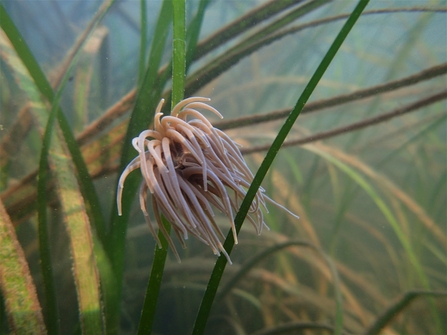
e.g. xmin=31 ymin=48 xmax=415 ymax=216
xmin=116 ymin=97 xmax=299 ymax=264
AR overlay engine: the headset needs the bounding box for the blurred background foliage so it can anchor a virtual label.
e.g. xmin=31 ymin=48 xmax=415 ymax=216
xmin=0 ymin=0 xmax=446 ymax=334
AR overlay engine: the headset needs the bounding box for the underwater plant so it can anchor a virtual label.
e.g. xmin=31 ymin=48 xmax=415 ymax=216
xmin=1 ymin=0 xmax=446 ymax=335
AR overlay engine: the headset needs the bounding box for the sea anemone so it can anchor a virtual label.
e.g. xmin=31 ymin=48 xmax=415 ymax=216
xmin=117 ymin=97 xmax=298 ymax=263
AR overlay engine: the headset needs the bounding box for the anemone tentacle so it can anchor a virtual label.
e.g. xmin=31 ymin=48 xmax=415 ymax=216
xmin=117 ymin=97 xmax=298 ymax=263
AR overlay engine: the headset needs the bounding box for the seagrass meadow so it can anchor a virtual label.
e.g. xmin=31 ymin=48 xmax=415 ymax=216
xmin=0 ymin=1 xmax=446 ymax=334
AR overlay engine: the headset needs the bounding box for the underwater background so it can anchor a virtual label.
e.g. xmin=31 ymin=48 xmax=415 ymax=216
xmin=0 ymin=1 xmax=446 ymax=334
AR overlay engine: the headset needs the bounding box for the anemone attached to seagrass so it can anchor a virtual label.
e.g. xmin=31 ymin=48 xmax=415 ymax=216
xmin=117 ymin=97 xmax=298 ymax=263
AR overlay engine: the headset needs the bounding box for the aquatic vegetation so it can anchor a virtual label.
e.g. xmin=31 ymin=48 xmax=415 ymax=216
xmin=0 ymin=1 xmax=446 ymax=335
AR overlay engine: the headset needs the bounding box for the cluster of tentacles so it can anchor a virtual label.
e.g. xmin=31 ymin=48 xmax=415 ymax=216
xmin=117 ymin=97 xmax=298 ymax=263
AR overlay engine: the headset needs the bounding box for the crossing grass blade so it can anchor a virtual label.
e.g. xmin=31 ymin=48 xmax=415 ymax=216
xmin=192 ymin=1 xmax=370 ymax=334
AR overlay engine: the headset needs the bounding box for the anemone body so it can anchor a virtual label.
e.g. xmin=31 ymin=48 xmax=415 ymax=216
xmin=117 ymin=97 xmax=298 ymax=263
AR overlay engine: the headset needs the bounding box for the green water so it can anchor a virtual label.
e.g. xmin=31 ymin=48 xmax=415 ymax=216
xmin=1 ymin=1 xmax=446 ymax=334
